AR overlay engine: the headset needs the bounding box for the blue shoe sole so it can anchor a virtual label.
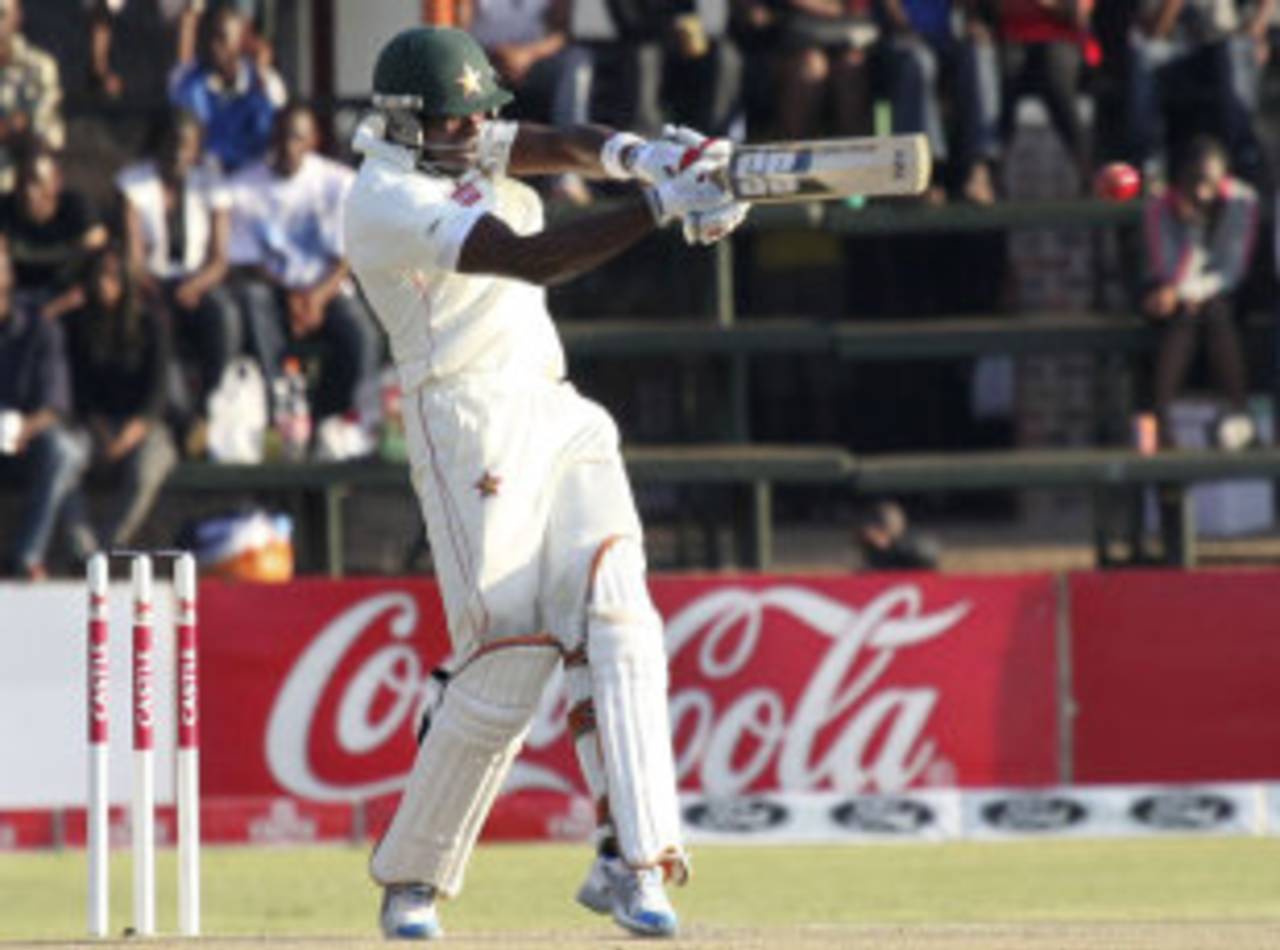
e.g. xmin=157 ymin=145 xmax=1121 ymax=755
xmin=613 ymin=909 xmax=678 ymax=938
xmin=384 ymin=921 xmax=443 ymax=940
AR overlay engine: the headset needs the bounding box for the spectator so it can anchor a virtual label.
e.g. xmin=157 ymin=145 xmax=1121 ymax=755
xmin=1127 ymin=0 xmax=1273 ymax=185
xmin=0 ymin=144 xmax=108 ymax=318
xmin=462 ymin=0 xmax=592 ymax=128
xmin=729 ymin=0 xmax=782 ymax=133
xmin=567 ymin=0 xmax=743 ymax=141
xmin=774 ymin=0 xmax=878 ymax=138
xmin=170 ymin=4 xmax=286 ymax=174
xmin=85 ymin=0 xmax=203 ymax=100
xmin=118 ymin=107 xmax=239 ymax=445
xmin=228 ymin=103 xmax=380 ymax=449
xmin=0 ymin=0 xmax=62 ymax=194
xmin=997 ymin=0 xmax=1095 ymax=192
xmin=663 ymin=6 xmax=744 ymax=138
xmin=1142 ymin=136 xmax=1257 ymax=449
xmin=856 ymin=500 xmax=940 ymax=570
xmin=61 ymin=246 xmax=178 ymax=553
xmin=460 ymin=0 xmax=595 ymax=202
xmin=0 ymin=233 xmax=87 ymax=579
xmin=882 ymin=0 xmax=1001 ymax=203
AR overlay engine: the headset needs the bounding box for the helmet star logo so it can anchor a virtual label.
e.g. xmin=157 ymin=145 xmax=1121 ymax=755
xmin=457 ymin=63 xmax=484 ymax=98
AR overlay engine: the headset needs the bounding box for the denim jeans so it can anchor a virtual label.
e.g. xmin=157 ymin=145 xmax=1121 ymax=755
xmin=60 ymin=423 xmax=179 ymax=554
xmin=0 ymin=424 xmax=89 ymax=572
xmin=237 ymin=277 xmax=382 ymax=420
xmin=887 ymin=32 xmax=999 ymax=169
xmin=166 ymin=280 xmax=245 ymax=397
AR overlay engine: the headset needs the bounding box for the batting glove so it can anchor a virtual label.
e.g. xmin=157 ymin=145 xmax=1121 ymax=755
xmin=644 ymin=157 xmax=734 ymax=226
xmin=601 ymin=125 xmax=732 ymax=184
xmin=683 ymin=199 xmax=750 ymax=246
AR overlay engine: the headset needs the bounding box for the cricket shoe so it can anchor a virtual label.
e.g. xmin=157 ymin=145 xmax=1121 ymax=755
xmin=380 ymin=883 xmax=443 ymax=940
xmin=601 ymin=857 xmax=679 ymax=938
xmin=574 ymin=855 xmax=613 ymax=915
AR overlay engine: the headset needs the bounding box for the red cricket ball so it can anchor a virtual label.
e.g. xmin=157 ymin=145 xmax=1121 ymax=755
xmin=1093 ymin=162 xmax=1142 ymax=202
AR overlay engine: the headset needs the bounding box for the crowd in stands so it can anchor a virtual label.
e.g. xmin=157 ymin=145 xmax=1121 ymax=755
xmin=0 ymin=0 xmax=381 ymax=579
xmin=0 ymin=0 xmax=1279 ymax=578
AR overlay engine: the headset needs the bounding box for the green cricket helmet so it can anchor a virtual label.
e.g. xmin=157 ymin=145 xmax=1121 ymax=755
xmin=372 ymin=26 xmax=512 ymax=119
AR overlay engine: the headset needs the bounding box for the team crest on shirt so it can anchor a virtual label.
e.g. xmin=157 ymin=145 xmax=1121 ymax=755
xmin=451 ymin=181 xmax=482 ymax=206
xmin=474 ymin=469 xmax=501 ymax=498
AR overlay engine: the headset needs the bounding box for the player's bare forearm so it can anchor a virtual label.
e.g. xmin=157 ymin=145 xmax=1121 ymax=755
xmin=507 ymin=123 xmax=620 ymax=178
xmin=458 ymin=197 xmax=655 ymax=286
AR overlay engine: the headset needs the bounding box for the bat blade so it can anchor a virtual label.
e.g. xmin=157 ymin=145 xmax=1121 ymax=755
xmin=727 ymin=134 xmax=931 ymax=203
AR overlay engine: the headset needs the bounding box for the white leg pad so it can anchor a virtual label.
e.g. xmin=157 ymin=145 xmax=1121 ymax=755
xmin=587 ymin=541 xmax=687 ymax=880
xmin=565 ymin=661 xmax=613 ymax=846
xmin=370 ymin=644 xmax=560 ymax=897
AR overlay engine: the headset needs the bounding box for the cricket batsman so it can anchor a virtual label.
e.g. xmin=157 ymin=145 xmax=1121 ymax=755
xmin=343 ymin=26 xmax=748 ymax=940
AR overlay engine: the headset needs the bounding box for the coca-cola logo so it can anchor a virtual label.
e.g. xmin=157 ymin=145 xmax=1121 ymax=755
xmin=1131 ymin=793 xmax=1235 ymax=830
xmin=981 ymin=796 xmax=1087 ymax=832
xmin=264 ymin=583 xmax=970 ymax=801
xmin=831 ymin=796 xmax=936 ymax=834
xmin=684 ymin=797 xmax=789 ymax=833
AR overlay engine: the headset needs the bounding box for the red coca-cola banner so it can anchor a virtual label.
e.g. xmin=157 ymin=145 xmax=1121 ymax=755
xmin=199 ymin=574 xmax=1059 ymax=807
xmin=1071 ymin=571 xmax=1280 ymax=783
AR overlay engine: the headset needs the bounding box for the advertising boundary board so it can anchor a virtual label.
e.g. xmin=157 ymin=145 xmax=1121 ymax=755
xmin=2 ymin=783 xmax=1275 ymax=850
xmin=4 ymin=571 xmax=1280 ymax=849
xmin=0 ymin=574 xmax=1061 ymax=809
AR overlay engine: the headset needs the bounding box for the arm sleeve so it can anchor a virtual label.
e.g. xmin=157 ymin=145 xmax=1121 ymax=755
xmin=416 ymin=203 xmax=484 ymax=273
xmin=360 ymin=188 xmax=486 ymax=274
xmin=1180 ymin=187 xmax=1259 ymax=304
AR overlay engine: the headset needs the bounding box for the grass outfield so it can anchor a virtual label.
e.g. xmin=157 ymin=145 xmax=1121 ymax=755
xmin=2 ymin=838 xmax=1280 ymax=947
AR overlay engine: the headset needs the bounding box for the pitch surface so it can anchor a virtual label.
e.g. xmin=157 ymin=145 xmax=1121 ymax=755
xmin=2 ymin=839 xmax=1278 ymax=947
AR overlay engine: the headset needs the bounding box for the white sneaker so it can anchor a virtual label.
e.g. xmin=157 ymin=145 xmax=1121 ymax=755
xmin=379 ymin=883 xmax=443 ymax=940
xmin=601 ymin=857 xmax=678 ymax=938
xmin=575 ymin=855 xmax=613 ymax=915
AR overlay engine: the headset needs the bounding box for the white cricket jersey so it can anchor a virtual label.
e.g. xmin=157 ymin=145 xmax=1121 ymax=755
xmin=343 ymin=127 xmax=566 ymax=393
xmin=117 ymin=157 xmax=229 ymax=281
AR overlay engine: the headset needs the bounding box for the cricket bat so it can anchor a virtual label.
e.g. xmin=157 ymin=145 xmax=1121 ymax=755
xmin=726 ymin=134 xmax=931 ymax=203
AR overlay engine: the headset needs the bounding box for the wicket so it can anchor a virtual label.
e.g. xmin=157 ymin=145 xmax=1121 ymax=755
xmin=86 ymin=549 xmax=201 ymax=938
